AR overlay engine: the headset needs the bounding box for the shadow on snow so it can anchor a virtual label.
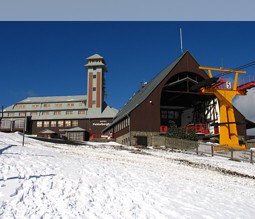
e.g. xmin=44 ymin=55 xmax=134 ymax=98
xmin=0 ymin=145 xmax=17 ymax=155
xmin=0 ymin=174 xmax=56 ymax=182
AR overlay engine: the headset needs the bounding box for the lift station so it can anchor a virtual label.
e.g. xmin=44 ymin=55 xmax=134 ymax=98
xmin=196 ymin=66 xmax=255 ymax=150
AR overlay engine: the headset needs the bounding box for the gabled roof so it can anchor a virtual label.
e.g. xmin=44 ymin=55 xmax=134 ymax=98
xmin=3 ymin=94 xmax=118 ymax=120
xmin=104 ymin=51 xmax=189 ymax=131
xmin=64 ymin=127 xmax=86 ymax=132
xmin=86 ymin=54 xmax=104 ymax=60
xmin=3 ymin=95 xmax=87 ymax=112
xmin=39 ymin=129 xmax=56 ymax=134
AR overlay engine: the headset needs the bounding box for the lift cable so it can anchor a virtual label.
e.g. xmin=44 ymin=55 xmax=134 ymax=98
xmin=213 ymin=60 xmax=255 ymax=78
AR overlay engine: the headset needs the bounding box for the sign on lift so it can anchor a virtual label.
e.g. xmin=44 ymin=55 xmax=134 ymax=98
xmin=226 ymin=81 xmax=231 ymax=89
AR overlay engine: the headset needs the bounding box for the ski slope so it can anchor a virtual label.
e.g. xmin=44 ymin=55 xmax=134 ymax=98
xmin=1 ymin=132 xmax=255 ymax=218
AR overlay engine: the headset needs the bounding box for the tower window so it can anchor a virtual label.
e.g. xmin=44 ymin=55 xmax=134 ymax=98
xmin=93 ymin=75 xmax=97 ymax=78
xmin=93 ymin=87 xmax=96 ymax=91
xmin=93 ymin=67 xmax=97 ymax=70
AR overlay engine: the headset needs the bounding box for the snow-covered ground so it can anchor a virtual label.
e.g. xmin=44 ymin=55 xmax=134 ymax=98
xmin=1 ymin=132 xmax=255 ymax=219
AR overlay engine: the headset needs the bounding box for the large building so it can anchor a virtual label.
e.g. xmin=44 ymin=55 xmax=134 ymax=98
xmin=103 ymin=51 xmax=255 ymax=146
xmin=0 ymin=54 xmax=118 ymax=141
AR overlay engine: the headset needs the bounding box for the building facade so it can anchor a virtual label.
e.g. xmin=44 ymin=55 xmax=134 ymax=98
xmin=0 ymin=54 xmax=118 ymax=141
xmin=104 ymin=51 xmax=253 ymax=146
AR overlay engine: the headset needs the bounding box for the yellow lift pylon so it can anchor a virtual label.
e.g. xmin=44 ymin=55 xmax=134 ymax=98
xmin=199 ymin=66 xmax=247 ymax=150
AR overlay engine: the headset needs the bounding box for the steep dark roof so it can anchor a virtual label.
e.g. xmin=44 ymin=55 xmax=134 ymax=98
xmin=246 ymin=119 xmax=255 ymax=129
xmin=104 ymin=51 xmax=189 ymax=132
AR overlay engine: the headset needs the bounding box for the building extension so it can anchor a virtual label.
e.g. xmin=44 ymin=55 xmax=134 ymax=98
xmin=0 ymin=54 xmax=118 ymax=141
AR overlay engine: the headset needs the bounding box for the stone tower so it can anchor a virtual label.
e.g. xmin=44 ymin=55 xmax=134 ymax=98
xmin=85 ymin=54 xmax=107 ymax=112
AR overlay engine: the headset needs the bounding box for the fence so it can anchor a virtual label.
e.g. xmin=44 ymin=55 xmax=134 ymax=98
xmin=165 ymin=138 xmax=255 ymax=164
xmin=198 ymin=143 xmax=255 ymax=164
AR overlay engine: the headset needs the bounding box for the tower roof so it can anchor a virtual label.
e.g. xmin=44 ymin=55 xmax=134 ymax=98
xmin=85 ymin=53 xmax=107 ymax=71
xmin=86 ymin=54 xmax=104 ymax=60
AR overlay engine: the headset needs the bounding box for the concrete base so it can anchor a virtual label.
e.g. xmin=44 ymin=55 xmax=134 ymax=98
xmin=116 ymin=131 xmax=168 ymax=147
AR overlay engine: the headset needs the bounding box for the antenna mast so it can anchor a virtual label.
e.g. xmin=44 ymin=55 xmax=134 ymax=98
xmin=180 ymin=28 xmax=183 ymax=53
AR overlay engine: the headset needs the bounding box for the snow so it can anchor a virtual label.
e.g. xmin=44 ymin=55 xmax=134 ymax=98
xmin=1 ymin=132 xmax=255 ymax=218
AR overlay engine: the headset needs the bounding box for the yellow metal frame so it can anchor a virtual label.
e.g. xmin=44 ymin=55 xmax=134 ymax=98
xmin=199 ymin=66 xmax=246 ymax=149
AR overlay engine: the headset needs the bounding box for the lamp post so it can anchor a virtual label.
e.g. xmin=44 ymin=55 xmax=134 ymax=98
xmin=22 ymin=115 xmax=27 ymax=146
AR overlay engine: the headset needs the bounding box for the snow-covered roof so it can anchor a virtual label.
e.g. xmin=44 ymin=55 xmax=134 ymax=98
xmin=3 ymin=95 xmax=118 ymax=120
xmin=64 ymin=127 xmax=86 ymax=132
xmin=20 ymin=95 xmax=87 ymax=104
xmin=39 ymin=129 xmax=56 ymax=134
xmin=86 ymin=54 xmax=104 ymax=60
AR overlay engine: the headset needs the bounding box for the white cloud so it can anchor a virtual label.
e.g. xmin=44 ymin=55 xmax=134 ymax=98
xmin=234 ymin=88 xmax=255 ymax=135
xmin=234 ymin=88 xmax=255 ymax=122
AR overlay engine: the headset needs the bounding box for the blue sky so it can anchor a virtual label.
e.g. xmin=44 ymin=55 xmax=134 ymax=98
xmin=1 ymin=21 xmax=255 ymax=135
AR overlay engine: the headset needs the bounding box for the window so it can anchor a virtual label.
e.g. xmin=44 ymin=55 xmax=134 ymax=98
xmin=44 ymin=103 xmax=51 ymax=108
xmin=93 ymin=87 xmax=96 ymax=91
xmin=54 ymin=111 xmax=61 ymax=116
xmin=32 ymin=104 xmax=40 ymax=108
xmin=68 ymin=132 xmax=83 ymax=141
xmin=78 ymin=110 xmax=86 ymax=115
xmin=19 ymin=112 xmax=26 ymax=117
xmin=168 ymin=111 xmax=174 ymax=119
xmin=93 ymin=74 xmax=97 ymax=78
xmin=55 ymin=103 xmax=63 ymax=108
xmin=72 ymin=120 xmax=78 ymax=127
xmin=1 ymin=120 xmax=11 ymax=129
xmin=67 ymin=103 xmax=75 ymax=107
xmin=161 ymin=110 xmax=167 ymax=119
xmin=92 ymin=100 xmax=96 ymax=105
xmin=42 ymin=112 xmax=49 ymax=116
xmin=51 ymin=121 xmax=57 ymax=127
xmin=93 ymin=67 xmax=97 ymax=71
xmin=8 ymin=113 xmax=14 ymax=117
xmin=66 ymin=111 xmax=73 ymax=115
xmin=14 ymin=120 xmax=24 ymax=129
xmin=44 ymin=121 xmax=50 ymax=127
xmin=58 ymin=121 xmax=64 ymax=127
xmin=65 ymin=120 xmax=71 ymax=127
xmin=31 ymin=112 xmax=37 ymax=116
xmin=16 ymin=104 xmax=26 ymax=109
xmin=37 ymin=121 xmax=43 ymax=127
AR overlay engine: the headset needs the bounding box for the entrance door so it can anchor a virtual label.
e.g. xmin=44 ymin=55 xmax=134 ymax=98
xmin=136 ymin=136 xmax=148 ymax=146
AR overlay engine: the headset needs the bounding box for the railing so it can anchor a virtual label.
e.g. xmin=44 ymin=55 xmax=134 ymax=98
xmin=217 ymin=74 xmax=255 ymax=90
xmin=196 ymin=142 xmax=255 ymax=164
xmin=238 ymin=74 xmax=255 ymax=86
